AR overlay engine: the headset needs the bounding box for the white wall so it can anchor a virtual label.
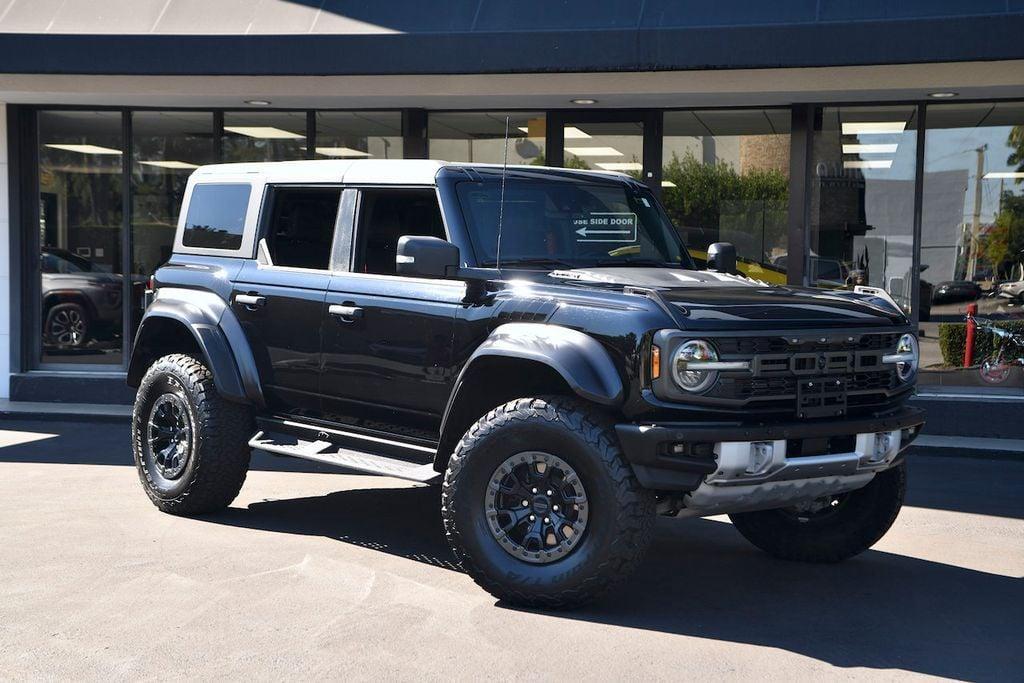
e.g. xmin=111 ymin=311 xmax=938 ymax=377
xmin=0 ymin=103 xmax=10 ymax=398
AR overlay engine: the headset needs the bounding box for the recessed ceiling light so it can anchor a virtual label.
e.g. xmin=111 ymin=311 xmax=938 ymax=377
xmin=844 ymin=159 xmax=893 ymax=169
xmin=929 ymin=92 xmax=957 ymax=99
xmin=596 ymin=162 xmax=642 ymax=171
xmin=224 ymin=126 xmax=305 ymax=139
xmin=244 ymin=99 xmax=272 ymax=106
xmin=661 ymin=180 xmax=677 ymax=188
xmin=983 ymin=171 xmax=1024 ymax=179
xmin=842 ymin=143 xmax=899 ymax=154
xmin=565 ymin=146 xmax=623 ymax=157
xmin=571 ymin=98 xmax=597 ymax=105
xmin=139 ymin=160 xmax=199 ymax=169
xmin=314 ymin=147 xmax=372 ymax=158
xmin=45 ymin=143 xmax=122 ymax=155
xmin=841 ymin=121 xmax=907 ymax=135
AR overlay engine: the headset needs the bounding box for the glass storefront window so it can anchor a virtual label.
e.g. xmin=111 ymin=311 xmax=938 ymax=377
xmin=222 ymin=111 xmax=307 ymax=162
xmin=316 ymin=111 xmax=402 ymax=160
xmin=920 ymin=102 xmax=1024 ymax=391
xmin=563 ymin=121 xmax=644 ymax=176
xmin=663 ymin=110 xmax=791 ymax=284
xmin=428 ymin=112 xmax=545 ymax=164
xmin=810 ymin=106 xmax=919 ymax=314
xmin=38 ymin=111 xmax=125 ymax=365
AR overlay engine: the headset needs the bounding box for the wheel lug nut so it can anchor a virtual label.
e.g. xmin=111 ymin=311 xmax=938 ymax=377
xmin=529 ymin=515 xmax=536 ymax=522
xmin=553 ymin=505 xmax=559 ymax=511
xmin=522 ymin=500 xmax=529 ymax=507
xmin=531 ymin=488 xmax=538 ymax=494
xmin=543 ymin=517 xmax=550 ymax=524
xmin=546 ymin=490 xmax=552 ymax=496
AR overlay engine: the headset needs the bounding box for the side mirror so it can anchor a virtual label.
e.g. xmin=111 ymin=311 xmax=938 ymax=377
xmin=396 ymin=235 xmax=460 ymax=278
xmin=707 ymin=242 xmax=737 ymax=274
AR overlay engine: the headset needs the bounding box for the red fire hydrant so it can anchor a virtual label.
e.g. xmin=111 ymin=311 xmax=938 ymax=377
xmin=964 ymin=302 xmax=978 ymax=367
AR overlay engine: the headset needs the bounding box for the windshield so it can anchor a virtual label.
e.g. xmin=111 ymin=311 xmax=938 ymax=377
xmin=456 ymin=177 xmax=694 ymax=269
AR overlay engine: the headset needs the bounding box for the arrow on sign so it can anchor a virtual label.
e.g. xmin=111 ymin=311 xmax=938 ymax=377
xmin=575 ymin=227 xmax=634 ymax=237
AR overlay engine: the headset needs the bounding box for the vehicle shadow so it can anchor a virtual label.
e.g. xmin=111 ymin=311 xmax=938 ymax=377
xmin=208 ymin=485 xmax=1023 ymax=680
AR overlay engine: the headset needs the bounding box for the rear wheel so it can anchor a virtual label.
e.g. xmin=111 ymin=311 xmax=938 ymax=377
xmin=729 ymin=462 xmax=906 ymax=563
xmin=442 ymin=396 xmax=655 ymax=609
xmin=132 ymin=353 xmax=253 ymax=515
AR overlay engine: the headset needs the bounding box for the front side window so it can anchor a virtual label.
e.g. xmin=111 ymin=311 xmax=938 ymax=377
xmin=355 ymin=189 xmax=447 ymax=275
xmin=456 ymin=177 xmax=692 ymax=269
xmin=182 ymin=184 xmax=251 ymax=250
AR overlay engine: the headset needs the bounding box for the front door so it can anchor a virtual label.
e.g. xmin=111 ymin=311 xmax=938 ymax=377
xmin=320 ymin=187 xmax=461 ymax=443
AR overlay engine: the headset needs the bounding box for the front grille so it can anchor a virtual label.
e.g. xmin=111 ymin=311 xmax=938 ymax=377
xmin=706 ymin=332 xmax=906 ymax=416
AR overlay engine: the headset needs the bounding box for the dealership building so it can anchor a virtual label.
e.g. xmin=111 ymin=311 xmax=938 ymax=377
xmin=0 ymin=1 xmax=1022 ymax=434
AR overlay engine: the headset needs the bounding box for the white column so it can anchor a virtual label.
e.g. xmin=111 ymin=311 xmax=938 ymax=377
xmin=0 ymin=103 xmax=10 ymax=398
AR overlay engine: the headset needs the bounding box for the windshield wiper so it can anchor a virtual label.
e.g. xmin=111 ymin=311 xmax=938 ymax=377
xmin=594 ymin=258 xmax=677 ymax=268
xmin=481 ymin=257 xmax=576 ymax=269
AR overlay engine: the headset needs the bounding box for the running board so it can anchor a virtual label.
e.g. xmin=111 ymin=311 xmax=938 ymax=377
xmin=248 ymin=430 xmax=442 ymax=484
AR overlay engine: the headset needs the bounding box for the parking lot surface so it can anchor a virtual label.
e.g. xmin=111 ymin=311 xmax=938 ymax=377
xmin=1 ymin=419 xmax=1022 ymax=680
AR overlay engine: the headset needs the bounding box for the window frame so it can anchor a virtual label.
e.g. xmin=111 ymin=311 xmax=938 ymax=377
xmin=172 ymin=176 xmax=263 ymax=259
xmin=346 ymin=185 xmax=451 ymax=278
xmin=254 ymin=183 xmax=346 ymax=273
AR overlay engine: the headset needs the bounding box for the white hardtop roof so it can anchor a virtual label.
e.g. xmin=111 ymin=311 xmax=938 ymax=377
xmin=189 ymin=158 xmax=632 ymax=185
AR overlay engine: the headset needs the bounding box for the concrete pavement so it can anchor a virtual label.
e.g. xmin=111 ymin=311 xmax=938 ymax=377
xmin=0 ymin=419 xmax=1021 ymax=680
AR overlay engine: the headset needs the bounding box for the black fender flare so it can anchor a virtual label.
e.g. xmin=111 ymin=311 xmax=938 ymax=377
xmin=436 ymin=323 xmax=624 ymax=467
xmin=127 ymin=289 xmax=265 ymax=407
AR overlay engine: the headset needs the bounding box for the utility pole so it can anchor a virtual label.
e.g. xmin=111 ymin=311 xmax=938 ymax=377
xmin=966 ymin=144 xmax=987 ymax=281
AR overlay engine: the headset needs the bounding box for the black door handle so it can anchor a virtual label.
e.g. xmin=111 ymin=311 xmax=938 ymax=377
xmin=329 ymin=303 xmax=364 ymax=322
xmin=235 ymin=293 xmax=266 ymax=309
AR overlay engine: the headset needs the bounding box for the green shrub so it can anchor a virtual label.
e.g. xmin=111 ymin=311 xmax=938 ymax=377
xmin=937 ymin=320 xmax=1024 ymax=366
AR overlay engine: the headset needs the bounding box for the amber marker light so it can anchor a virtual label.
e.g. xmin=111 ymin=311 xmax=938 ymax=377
xmin=651 ymin=345 xmax=661 ymax=380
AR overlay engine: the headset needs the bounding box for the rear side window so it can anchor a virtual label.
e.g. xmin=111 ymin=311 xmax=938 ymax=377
xmin=182 ymin=183 xmax=251 ymax=250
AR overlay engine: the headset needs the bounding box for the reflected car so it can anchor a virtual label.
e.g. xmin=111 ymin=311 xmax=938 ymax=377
xmin=998 ymin=279 xmax=1024 ymax=301
xmin=932 ymin=280 xmax=981 ymax=304
xmin=41 ymin=248 xmax=122 ymax=348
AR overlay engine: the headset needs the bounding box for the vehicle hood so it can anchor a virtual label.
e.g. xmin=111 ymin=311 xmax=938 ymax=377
xmin=543 ymin=267 xmax=906 ymax=329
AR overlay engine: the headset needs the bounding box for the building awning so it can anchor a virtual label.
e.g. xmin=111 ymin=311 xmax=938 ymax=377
xmin=0 ymin=1 xmax=1021 ymax=76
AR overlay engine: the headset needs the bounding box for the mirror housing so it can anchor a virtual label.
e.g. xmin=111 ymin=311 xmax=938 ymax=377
xmin=707 ymin=242 xmax=737 ymax=274
xmin=396 ymin=235 xmax=460 ymax=278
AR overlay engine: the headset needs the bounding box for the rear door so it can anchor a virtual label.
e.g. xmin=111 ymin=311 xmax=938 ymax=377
xmin=320 ymin=187 xmax=462 ymax=442
xmin=230 ymin=184 xmax=342 ymax=414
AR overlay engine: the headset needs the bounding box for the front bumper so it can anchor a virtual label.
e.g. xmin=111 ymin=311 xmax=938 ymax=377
xmin=615 ymin=406 xmax=926 ymax=509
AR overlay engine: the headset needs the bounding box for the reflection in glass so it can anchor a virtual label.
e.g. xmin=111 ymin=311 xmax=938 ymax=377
xmin=222 ymin=112 xmax=307 ymax=162
xmin=130 ymin=111 xmax=215 ymax=340
xmin=428 ymin=112 xmax=545 ymax=164
xmin=662 ymin=110 xmax=791 ymax=284
xmin=316 ymin=111 xmax=402 ymax=160
xmin=563 ymin=121 xmax=644 ymax=174
xmin=920 ymin=102 xmax=1024 ymax=390
xmin=38 ymin=111 xmax=125 ymax=365
xmin=810 ymin=106 xmax=918 ymax=314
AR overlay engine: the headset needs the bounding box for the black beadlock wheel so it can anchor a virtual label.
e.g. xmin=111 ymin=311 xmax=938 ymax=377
xmin=729 ymin=462 xmax=907 ymax=563
xmin=132 ymin=353 xmax=254 ymax=516
xmin=442 ymin=396 xmax=655 ymax=609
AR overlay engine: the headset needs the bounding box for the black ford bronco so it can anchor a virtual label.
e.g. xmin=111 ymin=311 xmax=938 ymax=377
xmin=129 ymin=159 xmax=925 ymax=608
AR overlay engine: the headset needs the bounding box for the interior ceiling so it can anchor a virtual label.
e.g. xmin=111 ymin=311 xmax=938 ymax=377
xmin=2 ymin=60 xmax=1023 ymax=110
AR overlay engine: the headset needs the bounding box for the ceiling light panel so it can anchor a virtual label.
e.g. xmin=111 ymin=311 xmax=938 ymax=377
xmin=843 ymin=160 xmax=893 ymax=169
xmin=224 ymin=126 xmax=305 ymax=139
xmin=596 ymin=162 xmax=643 ymax=171
xmin=841 ymin=122 xmax=907 ymax=135
xmin=843 ymin=144 xmax=899 ymax=154
xmin=565 ymin=147 xmax=623 ymax=157
xmin=45 ymin=143 xmax=123 ymax=155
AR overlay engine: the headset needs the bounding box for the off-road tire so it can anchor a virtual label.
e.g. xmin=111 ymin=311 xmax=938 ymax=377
xmin=132 ymin=353 xmax=253 ymax=515
xmin=729 ymin=462 xmax=907 ymax=563
xmin=442 ymin=396 xmax=655 ymax=609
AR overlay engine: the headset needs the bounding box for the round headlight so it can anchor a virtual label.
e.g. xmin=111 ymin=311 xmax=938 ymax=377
xmin=671 ymin=340 xmax=719 ymax=393
xmin=896 ymin=333 xmax=919 ymax=381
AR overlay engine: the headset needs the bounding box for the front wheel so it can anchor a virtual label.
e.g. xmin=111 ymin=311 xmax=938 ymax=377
xmin=442 ymin=396 xmax=655 ymax=609
xmin=729 ymin=462 xmax=906 ymax=563
xmin=979 ymin=353 xmax=1012 ymax=384
xmin=132 ymin=353 xmax=253 ymax=515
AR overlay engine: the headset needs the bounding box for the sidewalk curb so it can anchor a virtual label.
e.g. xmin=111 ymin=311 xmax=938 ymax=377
xmin=0 ymin=400 xmax=131 ymax=424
